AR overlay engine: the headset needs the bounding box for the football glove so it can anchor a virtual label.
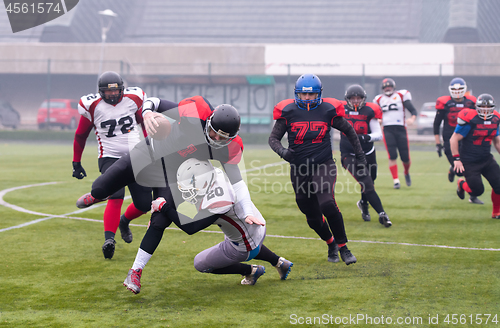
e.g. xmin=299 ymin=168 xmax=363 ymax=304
xmin=278 ymin=147 xmax=295 ymax=162
xmin=151 ymin=197 xmax=167 ymax=213
xmin=72 ymin=162 xmax=87 ymax=179
xmin=436 ymin=143 xmax=444 ymax=157
xmin=358 ymin=134 xmax=371 ymax=143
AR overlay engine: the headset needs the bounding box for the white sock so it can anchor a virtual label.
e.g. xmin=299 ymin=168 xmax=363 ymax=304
xmin=393 ymin=178 xmax=400 ymax=184
xmin=132 ymin=248 xmax=152 ymax=270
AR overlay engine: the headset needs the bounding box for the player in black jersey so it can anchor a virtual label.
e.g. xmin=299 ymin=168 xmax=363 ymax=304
xmin=451 ymin=94 xmax=500 ymax=218
xmin=340 ymin=84 xmax=391 ymax=227
xmin=434 ymin=78 xmax=478 ymax=194
xmin=269 ymin=74 xmax=367 ymax=265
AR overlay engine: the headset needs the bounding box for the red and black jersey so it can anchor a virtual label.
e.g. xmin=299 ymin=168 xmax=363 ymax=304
xmin=154 ymin=96 xmax=243 ymax=170
xmin=456 ymin=108 xmax=500 ymax=163
xmin=273 ymin=98 xmax=344 ymax=165
xmin=435 ymin=95 xmax=476 ymax=139
xmin=340 ymin=101 xmax=382 ymax=155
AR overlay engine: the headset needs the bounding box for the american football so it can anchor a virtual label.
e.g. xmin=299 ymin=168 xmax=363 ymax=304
xmin=150 ymin=115 xmax=171 ymax=140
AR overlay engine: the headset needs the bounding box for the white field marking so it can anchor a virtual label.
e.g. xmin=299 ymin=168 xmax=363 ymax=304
xmin=1 ymin=169 xmax=499 ymax=252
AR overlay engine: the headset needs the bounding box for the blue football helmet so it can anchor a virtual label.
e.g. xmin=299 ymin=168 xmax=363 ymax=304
xmin=294 ymin=74 xmax=323 ymax=110
xmin=449 ymin=77 xmax=467 ymax=99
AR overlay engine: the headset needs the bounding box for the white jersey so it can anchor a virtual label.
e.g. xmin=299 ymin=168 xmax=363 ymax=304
xmin=78 ymin=87 xmax=146 ymax=158
xmin=198 ymin=168 xmax=266 ymax=252
xmin=373 ymin=90 xmax=412 ymax=127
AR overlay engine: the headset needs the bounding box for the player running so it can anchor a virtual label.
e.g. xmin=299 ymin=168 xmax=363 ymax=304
xmin=373 ymin=78 xmax=418 ymax=189
xmin=451 ymin=94 xmax=500 ymax=218
xmin=340 ymin=84 xmax=391 ymax=227
xmin=269 ymin=73 xmax=366 ymax=265
xmin=72 ymin=71 xmax=151 ymax=259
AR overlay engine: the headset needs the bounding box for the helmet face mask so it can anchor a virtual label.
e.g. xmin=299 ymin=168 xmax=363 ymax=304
xmin=381 ymin=78 xmax=396 ymax=96
xmin=98 ymin=71 xmax=124 ymax=105
xmin=345 ymin=84 xmax=367 ymax=111
xmin=476 ymin=93 xmax=495 ymax=120
xmin=204 ymin=104 xmax=240 ymax=149
xmin=176 ymin=159 xmax=216 ymax=204
xmin=449 ymin=77 xmax=467 ymax=99
xmin=294 ymin=74 xmax=323 ymax=110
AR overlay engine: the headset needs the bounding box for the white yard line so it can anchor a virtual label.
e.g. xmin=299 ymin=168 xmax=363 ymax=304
xmin=1 ymin=167 xmax=499 ymax=251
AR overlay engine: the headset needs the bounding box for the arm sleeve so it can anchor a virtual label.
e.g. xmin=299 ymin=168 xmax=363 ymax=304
xmin=142 ymin=97 xmax=180 ymax=120
xmin=433 ymin=110 xmax=445 ymax=135
xmin=332 ymin=116 xmax=364 ymax=156
xmin=161 ymin=205 xmax=219 ymax=235
xmin=368 ymin=119 xmax=382 ymax=141
xmin=232 ymin=180 xmax=254 ymax=218
xmin=72 ymin=116 xmax=94 ymax=162
xmin=268 ymin=119 xmax=287 ymax=155
xmin=403 ymin=100 xmax=418 ymax=116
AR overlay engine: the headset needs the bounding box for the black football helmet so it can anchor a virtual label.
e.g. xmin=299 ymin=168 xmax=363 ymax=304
xmin=204 ymin=104 xmax=240 ymax=148
xmin=98 ymin=71 xmax=124 ymax=105
xmin=381 ymin=78 xmax=396 ymax=96
xmin=345 ymin=84 xmax=367 ymax=111
xmin=476 ymin=94 xmax=495 ymax=120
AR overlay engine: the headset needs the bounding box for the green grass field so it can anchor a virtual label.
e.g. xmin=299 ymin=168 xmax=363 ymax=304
xmin=0 ymin=140 xmax=499 ymax=328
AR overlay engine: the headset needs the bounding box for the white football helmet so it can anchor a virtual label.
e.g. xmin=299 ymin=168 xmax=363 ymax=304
xmin=176 ymin=158 xmax=216 ymax=204
xmin=449 ymin=77 xmax=467 ymax=99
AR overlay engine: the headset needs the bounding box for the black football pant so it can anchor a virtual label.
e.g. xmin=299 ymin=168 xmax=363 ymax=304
xmin=463 ymin=156 xmax=500 ymax=197
xmin=96 ymin=156 xmax=152 ymax=211
xmin=290 ymin=159 xmax=348 ymax=245
xmin=383 ymin=125 xmax=410 ymax=162
xmin=341 ymin=152 xmax=384 ymax=214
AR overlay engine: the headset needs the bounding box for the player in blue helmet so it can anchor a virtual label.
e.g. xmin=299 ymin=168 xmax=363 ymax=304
xmin=270 ymin=73 xmax=367 ymax=266
xmin=294 ymin=74 xmax=323 ymax=110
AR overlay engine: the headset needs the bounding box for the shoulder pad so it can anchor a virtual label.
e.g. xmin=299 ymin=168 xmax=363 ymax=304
xmin=458 ymin=108 xmax=477 ymax=123
xmin=323 ymin=98 xmax=345 ymax=117
xmin=465 ymin=95 xmax=477 ymax=103
xmin=366 ymin=102 xmax=383 ymax=119
xmin=273 ymin=99 xmax=294 ymax=120
xmin=435 ymin=96 xmax=451 ymax=110
xmin=79 ymin=93 xmax=100 ymax=112
xmin=178 ymin=96 xmax=213 ymax=120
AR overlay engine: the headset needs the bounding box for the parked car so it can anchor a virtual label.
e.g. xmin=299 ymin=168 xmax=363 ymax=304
xmin=416 ymin=102 xmax=437 ymax=135
xmin=37 ymin=99 xmax=80 ymax=130
xmin=0 ymin=100 xmax=20 ymax=129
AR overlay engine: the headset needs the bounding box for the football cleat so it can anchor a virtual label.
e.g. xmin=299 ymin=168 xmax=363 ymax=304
xmin=457 ymin=178 xmax=465 ymax=200
xmin=393 ymin=182 xmax=400 ymax=189
xmin=448 ymin=166 xmax=455 ymax=182
xmin=339 ymin=246 xmax=357 ymax=265
xmin=76 ymin=192 xmax=106 ymax=209
xmin=357 ymin=200 xmax=371 ymax=221
xmin=404 ymin=173 xmax=412 ymax=187
xmin=241 ymin=265 xmax=265 ymax=285
xmin=379 ymin=212 xmax=392 ymax=228
xmin=327 ymin=243 xmax=340 ymax=263
xmin=123 ymin=268 xmax=142 ymax=294
xmin=275 ymin=257 xmax=293 ymax=280
xmin=102 ymin=238 xmax=116 ymax=259
xmin=119 ymin=215 xmax=133 ymax=243
xmin=469 ymin=196 xmax=484 ymax=205
xmin=492 ymin=215 xmax=500 ymax=219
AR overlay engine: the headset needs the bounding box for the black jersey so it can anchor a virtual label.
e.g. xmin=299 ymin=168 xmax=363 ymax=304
xmin=340 ymin=101 xmax=382 ymax=155
xmin=435 ymin=95 xmax=476 ymax=139
xmin=456 ymin=108 xmax=500 ymax=163
xmin=273 ymin=98 xmax=344 ymax=165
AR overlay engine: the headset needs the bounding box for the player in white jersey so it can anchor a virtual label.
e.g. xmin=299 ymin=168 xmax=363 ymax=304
xmin=123 ymin=158 xmax=293 ymax=294
xmin=72 ymin=71 xmax=152 ymax=259
xmin=373 ymin=78 xmax=418 ymax=189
